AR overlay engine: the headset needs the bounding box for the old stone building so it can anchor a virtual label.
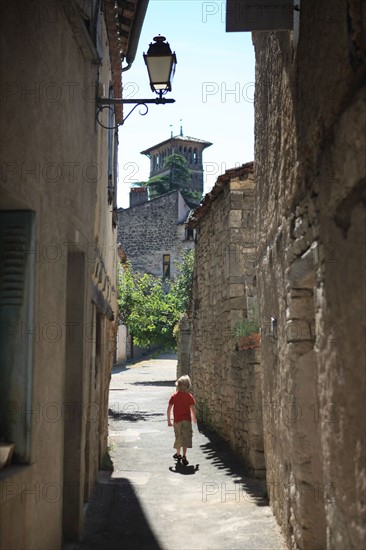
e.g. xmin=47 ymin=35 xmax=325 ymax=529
xmin=184 ymin=163 xmax=266 ymax=477
xmin=184 ymin=2 xmax=365 ymax=550
xmin=117 ymin=188 xmax=194 ymax=279
xmin=117 ymin=131 xmax=212 ymax=280
xmin=141 ymin=130 xmax=212 ymax=197
xmin=0 ymin=1 xmax=148 ymax=549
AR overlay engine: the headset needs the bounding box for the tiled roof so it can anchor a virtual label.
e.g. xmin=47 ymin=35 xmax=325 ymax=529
xmin=104 ymin=0 xmax=126 ymax=123
xmin=104 ymin=0 xmax=143 ymax=125
xmin=173 ymin=135 xmax=212 ymax=144
xmin=187 ymin=162 xmax=254 ymax=228
xmin=141 ymin=135 xmax=213 ymax=156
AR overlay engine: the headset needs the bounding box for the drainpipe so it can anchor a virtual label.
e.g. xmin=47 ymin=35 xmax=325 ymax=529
xmin=122 ymin=0 xmax=149 ymax=72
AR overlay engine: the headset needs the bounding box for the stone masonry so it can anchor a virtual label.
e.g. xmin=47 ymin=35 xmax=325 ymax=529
xmin=117 ymin=190 xmax=194 ymax=278
xmin=252 ymin=2 xmax=366 ymax=548
xmin=185 ymin=164 xmax=265 ymax=477
xmin=176 ymin=314 xmax=192 ymax=378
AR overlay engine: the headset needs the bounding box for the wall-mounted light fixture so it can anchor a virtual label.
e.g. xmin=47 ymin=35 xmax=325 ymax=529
xmin=97 ymin=35 xmax=177 ymax=129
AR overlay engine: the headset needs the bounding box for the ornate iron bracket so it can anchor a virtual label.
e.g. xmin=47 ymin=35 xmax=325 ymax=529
xmin=96 ymin=97 xmax=176 ymax=130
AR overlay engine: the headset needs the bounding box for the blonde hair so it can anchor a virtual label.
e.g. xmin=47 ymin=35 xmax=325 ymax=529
xmin=175 ymin=375 xmax=191 ymax=392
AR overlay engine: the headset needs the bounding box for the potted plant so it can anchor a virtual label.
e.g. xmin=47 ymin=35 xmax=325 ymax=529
xmin=234 ymin=318 xmax=261 ymax=351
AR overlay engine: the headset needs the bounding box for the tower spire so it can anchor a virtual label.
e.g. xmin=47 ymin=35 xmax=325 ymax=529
xmin=180 ymin=119 xmax=183 ymax=137
xmin=170 ymin=124 xmax=173 ymax=138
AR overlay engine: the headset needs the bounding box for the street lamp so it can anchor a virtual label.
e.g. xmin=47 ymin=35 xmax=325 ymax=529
xmin=97 ymin=35 xmax=177 ymax=128
xmin=144 ymin=35 xmax=177 ymax=97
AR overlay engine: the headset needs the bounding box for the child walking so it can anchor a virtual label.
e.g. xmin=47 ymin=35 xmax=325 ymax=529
xmin=167 ymin=375 xmax=197 ymax=466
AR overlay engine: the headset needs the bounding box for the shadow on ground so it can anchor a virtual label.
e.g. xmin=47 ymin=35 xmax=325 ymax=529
xmin=108 ymin=409 xmax=164 ymax=422
xmin=71 ymin=478 xmax=162 ymax=550
xmin=168 ymin=463 xmax=200 ymax=475
xmin=197 ymin=421 xmax=269 ymax=506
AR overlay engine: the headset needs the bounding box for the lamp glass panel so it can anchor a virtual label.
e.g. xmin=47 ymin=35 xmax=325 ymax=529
xmin=146 ymin=56 xmax=173 ymax=88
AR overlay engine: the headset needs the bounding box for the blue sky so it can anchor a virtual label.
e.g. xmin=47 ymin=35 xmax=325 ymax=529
xmin=117 ymin=0 xmax=255 ymax=208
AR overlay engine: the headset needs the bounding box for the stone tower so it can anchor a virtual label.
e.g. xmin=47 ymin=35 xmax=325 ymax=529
xmin=140 ymin=127 xmax=212 ymax=196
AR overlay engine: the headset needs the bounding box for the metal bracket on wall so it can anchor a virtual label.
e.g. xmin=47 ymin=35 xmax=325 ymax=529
xmin=96 ymin=96 xmax=176 ymax=130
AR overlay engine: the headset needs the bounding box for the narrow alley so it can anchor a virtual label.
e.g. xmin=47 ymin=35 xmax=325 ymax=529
xmin=73 ymin=354 xmax=286 ymax=550
xmin=1 ymin=2 xmax=364 ymax=549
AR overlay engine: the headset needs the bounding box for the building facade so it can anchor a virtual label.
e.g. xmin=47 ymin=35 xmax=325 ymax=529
xmin=0 ymin=1 xmax=148 ymax=548
xmin=117 ymin=188 xmax=194 ymax=279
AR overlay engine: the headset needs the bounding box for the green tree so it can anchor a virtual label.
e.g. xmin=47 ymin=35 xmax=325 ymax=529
xmin=170 ymin=249 xmax=195 ymax=313
xmin=141 ymin=154 xmax=202 ymax=206
xmin=117 ymin=250 xmax=195 ymax=350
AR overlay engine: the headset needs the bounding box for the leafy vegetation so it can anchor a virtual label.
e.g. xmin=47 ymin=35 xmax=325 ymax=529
xmin=117 ymin=250 xmax=195 ymax=350
xmin=170 ymin=249 xmax=195 ymax=313
xmin=233 ymin=318 xmax=261 ymax=339
xmin=138 ymin=153 xmax=202 ymax=206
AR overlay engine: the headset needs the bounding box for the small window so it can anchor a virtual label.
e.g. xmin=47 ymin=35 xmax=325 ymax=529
xmin=185 ymin=228 xmax=194 ymax=241
xmin=163 ymin=254 xmax=171 ymax=279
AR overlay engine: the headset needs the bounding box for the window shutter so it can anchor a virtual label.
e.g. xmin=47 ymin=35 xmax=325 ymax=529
xmin=226 ymin=0 xmax=294 ymax=32
xmin=0 ymin=211 xmax=35 ymax=462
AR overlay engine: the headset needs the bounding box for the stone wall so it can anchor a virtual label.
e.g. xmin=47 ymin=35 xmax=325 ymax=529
xmin=253 ymin=1 xmax=366 ymax=548
xmin=117 ymin=190 xmax=194 ymax=278
xmin=176 ymin=314 xmax=192 ymax=378
xmin=188 ymin=165 xmax=265 ymax=476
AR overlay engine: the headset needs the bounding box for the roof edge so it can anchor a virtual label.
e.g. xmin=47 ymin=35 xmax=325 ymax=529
xmin=141 ymin=135 xmax=213 ymax=156
xmin=186 ymin=162 xmax=254 ymax=228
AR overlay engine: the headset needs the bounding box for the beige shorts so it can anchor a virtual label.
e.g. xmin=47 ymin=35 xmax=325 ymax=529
xmin=173 ymin=421 xmax=193 ymax=449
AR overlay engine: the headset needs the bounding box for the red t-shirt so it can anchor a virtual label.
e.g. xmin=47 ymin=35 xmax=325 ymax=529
xmin=169 ymin=391 xmax=196 ymax=423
